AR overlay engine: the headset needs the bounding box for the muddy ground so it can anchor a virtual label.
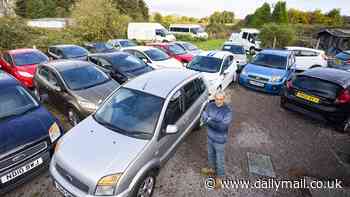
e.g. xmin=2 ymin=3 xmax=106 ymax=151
xmin=4 ymin=85 xmax=350 ymax=197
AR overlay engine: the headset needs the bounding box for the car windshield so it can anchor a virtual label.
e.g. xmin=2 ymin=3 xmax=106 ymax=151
xmin=144 ymin=49 xmax=170 ymax=61
xmin=95 ymin=43 xmax=114 ymax=51
xmin=13 ymin=51 xmax=48 ymax=66
xmin=182 ymin=43 xmax=199 ymax=51
xmin=61 ymin=64 xmax=110 ymax=90
xmin=120 ymin=40 xmax=137 ymax=47
xmin=109 ymin=54 xmax=147 ymax=72
xmin=336 ymin=52 xmax=350 ymax=61
xmin=168 ymin=44 xmax=187 ymax=55
xmin=94 ymin=87 xmax=164 ymax=140
xmin=222 ymin=45 xmax=245 ymax=54
xmin=62 ymin=46 xmax=88 ymax=58
xmin=0 ymin=86 xmax=39 ymax=119
xmin=191 ymin=27 xmax=205 ymax=34
xmin=252 ymin=53 xmax=287 ymax=69
xmin=187 ymin=56 xmax=222 ymax=73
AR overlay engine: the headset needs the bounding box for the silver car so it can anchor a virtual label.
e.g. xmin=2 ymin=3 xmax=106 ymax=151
xmin=50 ymin=69 xmax=209 ymax=197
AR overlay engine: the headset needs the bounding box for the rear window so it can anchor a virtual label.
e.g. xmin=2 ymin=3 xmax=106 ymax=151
xmin=293 ymin=76 xmax=342 ymax=99
xmin=13 ymin=51 xmax=48 ymax=66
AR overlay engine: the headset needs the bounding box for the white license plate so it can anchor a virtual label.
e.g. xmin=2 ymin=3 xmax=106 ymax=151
xmin=1 ymin=158 xmax=43 ymax=184
xmin=55 ymin=181 xmax=75 ymax=197
xmin=249 ymin=80 xmax=265 ymax=87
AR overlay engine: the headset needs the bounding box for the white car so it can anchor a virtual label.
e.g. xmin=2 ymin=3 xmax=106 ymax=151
xmin=285 ymin=46 xmax=328 ymax=71
xmin=222 ymin=42 xmax=248 ymax=66
xmin=229 ymin=28 xmax=261 ymax=53
xmin=122 ymin=46 xmax=184 ymax=69
xmin=186 ymin=51 xmax=237 ymax=97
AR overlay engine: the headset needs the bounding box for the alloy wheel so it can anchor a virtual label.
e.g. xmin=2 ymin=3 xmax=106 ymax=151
xmin=137 ymin=176 xmax=155 ymax=197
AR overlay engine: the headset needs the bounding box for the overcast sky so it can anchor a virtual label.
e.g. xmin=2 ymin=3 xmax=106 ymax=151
xmin=144 ymin=0 xmax=350 ymax=19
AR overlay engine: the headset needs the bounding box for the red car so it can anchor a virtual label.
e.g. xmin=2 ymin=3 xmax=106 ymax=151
xmin=0 ymin=48 xmax=49 ymax=89
xmin=147 ymin=43 xmax=193 ymax=64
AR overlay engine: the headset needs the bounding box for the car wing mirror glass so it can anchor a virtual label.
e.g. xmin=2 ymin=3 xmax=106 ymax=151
xmin=166 ymin=125 xmax=178 ymax=134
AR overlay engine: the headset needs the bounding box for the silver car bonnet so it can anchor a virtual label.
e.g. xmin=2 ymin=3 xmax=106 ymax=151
xmin=54 ymin=116 xmax=149 ymax=185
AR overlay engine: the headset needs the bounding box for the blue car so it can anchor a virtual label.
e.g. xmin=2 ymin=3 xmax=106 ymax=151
xmin=0 ymin=71 xmax=63 ymax=194
xmin=239 ymin=49 xmax=296 ymax=94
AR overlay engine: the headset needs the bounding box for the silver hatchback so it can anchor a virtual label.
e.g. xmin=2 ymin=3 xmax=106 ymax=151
xmin=50 ymin=69 xmax=208 ymax=197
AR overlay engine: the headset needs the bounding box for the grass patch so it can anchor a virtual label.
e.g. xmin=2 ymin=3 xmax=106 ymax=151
xmin=192 ymin=39 xmax=226 ymax=51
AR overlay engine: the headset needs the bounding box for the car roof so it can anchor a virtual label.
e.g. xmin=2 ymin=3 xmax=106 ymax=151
xmin=148 ymin=43 xmax=173 ymax=47
xmin=260 ymin=49 xmax=291 ymax=57
xmin=124 ymin=69 xmax=199 ymax=98
xmin=285 ymin=46 xmax=324 ymax=53
xmin=89 ymin=52 xmax=131 ymax=59
xmin=7 ymin=48 xmax=39 ymax=55
xmin=49 ymin=44 xmax=82 ymax=49
xmin=0 ymin=71 xmax=19 ymax=88
xmin=41 ymin=60 xmax=93 ymax=72
xmin=198 ymin=51 xmax=232 ymax=59
xmin=223 ymin=42 xmax=244 ymax=46
xmin=123 ymin=46 xmax=156 ymax=51
xmin=301 ymin=67 xmax=350 ymax=87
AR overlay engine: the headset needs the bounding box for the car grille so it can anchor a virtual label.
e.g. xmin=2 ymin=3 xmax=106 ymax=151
xmin=0 ymin=141 xmax=48 ymax=172
xmin=55 ymin=164 xmax=89 ymax=193
xmin=248 ymin=75 xmax=269 ymax=82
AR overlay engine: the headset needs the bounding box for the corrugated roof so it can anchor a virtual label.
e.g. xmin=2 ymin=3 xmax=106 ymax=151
xmin=317 ymin=29 xmax=350 ymax=38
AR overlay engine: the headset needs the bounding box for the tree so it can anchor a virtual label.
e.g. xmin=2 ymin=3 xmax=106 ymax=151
xmin=326 ymin=9 xmax=344 ymax=27
xmin=71 ymin=0 xmax=131 ymax=41
xmin=247 ymin=3 xmax=271 ymax=27
xmin=288 ymin=9 xmax=310 ymax=24
xmin=260 ymin=23 xmax=296 ymax=48
xmin=153 ymin=12 xmax=163 ymax=24
xmin=15 ymin=0 xmax=75 ymax=18
xmin=272 ymin=1 xmax=288 ymax=24
xmin=209 ymin=11 xmax=235 ymax=24
xmin=112 ymin=0 xmax=149 ymax=21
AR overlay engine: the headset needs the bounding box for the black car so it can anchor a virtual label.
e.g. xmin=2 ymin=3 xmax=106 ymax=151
xmin=83 ymin=42 xmax=118 ymax=53
xmin=88 ymin=52 xmax=153 ymax=84
xmin=281 ymin=67 xmax=350 ymax=132
xmin=0 ymin=71 xmax=63 ymax=194
xmin=47 ymin=45 xmax=89 ymax=61
xmin=34 ymin=60 xmax=120 ymax=126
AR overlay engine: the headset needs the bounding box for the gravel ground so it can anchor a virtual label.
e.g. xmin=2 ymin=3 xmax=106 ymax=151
xmin=4 ymin=85 xmax=350 ymax=197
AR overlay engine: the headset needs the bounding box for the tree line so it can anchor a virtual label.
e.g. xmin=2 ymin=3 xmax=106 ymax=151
xmin=245 ymin=1 xmax=344 ymax=27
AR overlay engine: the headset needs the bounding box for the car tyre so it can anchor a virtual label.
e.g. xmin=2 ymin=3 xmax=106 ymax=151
xmin=133 ymin=171 xmax=157 ymax=197
xmin=280 ymin=96 xmax=287 ymax=109
xmin=337 ymin=117 xmax=350 ymax=134
xmin=68 ymin=108 xmax=80 ymax=127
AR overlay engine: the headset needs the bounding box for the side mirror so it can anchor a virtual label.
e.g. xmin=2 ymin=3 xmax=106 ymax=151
xmin=166 ymin=125 xmax=178 ymax=134
xmin=142 ymin=58 xmax=150 ymax=64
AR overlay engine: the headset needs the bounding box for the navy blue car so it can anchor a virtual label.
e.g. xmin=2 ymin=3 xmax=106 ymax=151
xmin=0 ymin=71 xmax=63 ymax=194
xmin=239 ymin=49 xmax=296 ymax=94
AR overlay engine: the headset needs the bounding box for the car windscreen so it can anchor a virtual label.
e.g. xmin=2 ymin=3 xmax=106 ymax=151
xmin=144 ymin=49 xmax=170 ymax=61
xmin=93 ymin=87 xmax=164 ymax=140
xmin=62 ymin=46 xmax=88 ymax=58
xmin=0 ymin=86 xmax=39 ymax=119
xmin=120 ymin=40 xmax=137 ymax=47
xmin=61 ymin=65 xmax=110 ymax=90
xmin=182 ymin=43 xmax=198 ymax=51
xmin=252 ymin=53 xmax=287 ymax=69
xmin=191 ymin=27 xmax=204 ymax=34
xmin=222 ymin=45 xmax=245 ymax=54
xmin=109 ymin=54 xmax=148 ymax=72
xmin=293 ymin=76 xmax=342 ymax=99
xmin=336 ymin=52 xmax=350 ymax=61
xmin=95 ymin=43 xmax=114 ymax=51
xmin=13 ymin=52 xmax=48 ymax=66
xmin=187 ymin=56 xmax=222 ymax=73
xmin=168 ymin=44 xmax=187 ymax=55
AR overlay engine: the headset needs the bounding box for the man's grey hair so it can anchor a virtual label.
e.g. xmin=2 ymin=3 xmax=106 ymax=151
xmin=215 ymin=90 xmax=226 ymax=98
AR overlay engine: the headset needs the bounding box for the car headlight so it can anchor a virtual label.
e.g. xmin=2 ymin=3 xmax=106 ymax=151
xmin=95 ymin=174 xmax=123 ymax=196
xmin=78 ymin=100 xmax=97 ymax=111
xmin=49 ymin=122 xmax=61 ymax=143
xmin=270 ymin=76 xmax=282 ymax=82
xmin=17 ymin=71 xmax=33 ymax=78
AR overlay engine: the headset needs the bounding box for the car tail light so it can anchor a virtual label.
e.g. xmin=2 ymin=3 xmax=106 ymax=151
xmin=336 ymin=89 xmax=350 ymax=104
xmin=346 ymin=60 xmax=350 ymax=64
xmin=286 ymin=80 xmax=293 ymax=90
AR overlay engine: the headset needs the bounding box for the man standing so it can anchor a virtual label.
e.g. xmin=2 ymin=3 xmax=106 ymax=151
xmin=201 ymin=91 xmax=233 ymax=180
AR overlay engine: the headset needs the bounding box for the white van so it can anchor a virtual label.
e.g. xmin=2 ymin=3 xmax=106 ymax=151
xmin=128 ymin=22 xmax=176 ymax=42
xmin=169 ymin=24 xmax=208 ymax=39
xmin=229 ymin=28 xmax=261 ymax=53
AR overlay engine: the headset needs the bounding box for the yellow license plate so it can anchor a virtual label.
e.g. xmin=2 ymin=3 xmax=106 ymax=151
xmin=336 ymin=59 xmax=342 ymax=65
xmin=296 ymin=92 xmax=320 ymax=103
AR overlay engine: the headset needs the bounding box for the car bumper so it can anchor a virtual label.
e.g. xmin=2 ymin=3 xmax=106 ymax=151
xmin=50 ymin=157 xmax=131 ymax=197
xmin=239 ymin=75 xmax=283 ymax=94
xmin=0 ymin=150 xmax=51 ymax=194
xmin=281 ymin=91 xmax=348 ymax=123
